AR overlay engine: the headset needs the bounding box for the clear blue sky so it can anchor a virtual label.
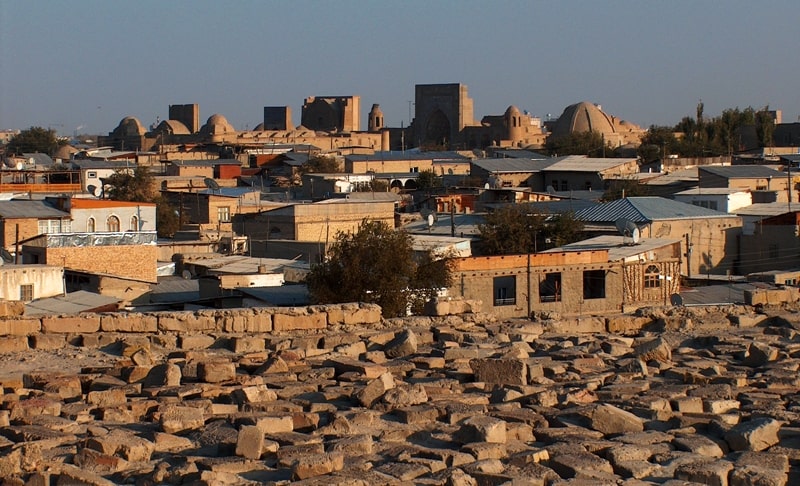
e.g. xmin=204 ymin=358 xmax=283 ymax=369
xmin=2 ymin=1 xmax=799 ymax=137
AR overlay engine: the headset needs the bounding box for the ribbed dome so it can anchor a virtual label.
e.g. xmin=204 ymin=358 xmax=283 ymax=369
xmin=550 ymin=101 xmax=616 ymax=138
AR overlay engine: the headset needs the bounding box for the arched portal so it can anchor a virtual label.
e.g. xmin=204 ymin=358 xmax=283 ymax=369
xmin=424 ymin=109 xmax=451 ymax=148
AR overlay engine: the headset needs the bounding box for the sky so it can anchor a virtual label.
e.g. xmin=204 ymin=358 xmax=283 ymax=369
xmin=2 ymin=1 xmax=799 ymax=138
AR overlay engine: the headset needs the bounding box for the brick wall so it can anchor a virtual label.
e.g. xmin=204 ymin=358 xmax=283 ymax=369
xmin=45 ymin=244 xmax=158 ymax=282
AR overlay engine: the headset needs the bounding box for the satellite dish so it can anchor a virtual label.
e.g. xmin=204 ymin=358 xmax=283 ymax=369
xmin=615 ymin=218 xmax=641 ymax=245
xmin=670 ymin=293 xmax=683 ymax=306
xmin=181 ymin=270 xmax=192 ymax=280
xmin=1 ymin=248 xmax=13 ymax=263
xmin=203 ymin=177 xmax=220 ymax=192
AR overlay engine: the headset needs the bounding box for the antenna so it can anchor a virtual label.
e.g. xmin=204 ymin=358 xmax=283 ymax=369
xmin=615 ymin=218 xmax=641 ymax=245
xmin=203 ymin=177 xmax=221 ymax=193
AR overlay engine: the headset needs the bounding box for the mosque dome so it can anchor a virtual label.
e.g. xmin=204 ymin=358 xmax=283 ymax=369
xmin=550 ymin=101 xmax=617 ymax=138
xmin=115 ymin=117 xmax=146 ymax=136
xmin=504 ymin=105 xmax=521 ymax=117
xmin=200 ymin=114 xmax=234 ymax=136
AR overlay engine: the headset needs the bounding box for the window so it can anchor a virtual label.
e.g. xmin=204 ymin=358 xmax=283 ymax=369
xmin=644 ymin=265 xmax=661 ymax=288
xmin=493 ymin=276 xmax=516 ymax=306
xmin=769 ymin=244 xmax=779 ymax=259
xmin=19 ymin=284 xmax=33 ymax=301
xmin=218 ymin=206 xmax=231 ymax=223
xmin=560 ymin=180 xmax=569 ymax=191
xmin=106 ymin=215 xmax=120 ymax=232
xmin=87 ymin=217 xmax=96 ymax=232
xmin=539 ymin=272 xmax=561 ymax=302
xmin=87 ymin=171 xmax=97 ymax=178
xmin=130 ymin=215 xmax=139 ymax=231
xmin=583 ymin=270 xmax=606 ymax=299
xmin=38 ymin=219 xmax=71 ymax=234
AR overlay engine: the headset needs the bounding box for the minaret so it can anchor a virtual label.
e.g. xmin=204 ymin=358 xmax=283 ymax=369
xmin=368 ymin=104 xmax=384 ymax=132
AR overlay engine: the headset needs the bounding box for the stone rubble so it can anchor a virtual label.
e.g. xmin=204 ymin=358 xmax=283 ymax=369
xmin=0 ymin=305 xmax=798 ymax=484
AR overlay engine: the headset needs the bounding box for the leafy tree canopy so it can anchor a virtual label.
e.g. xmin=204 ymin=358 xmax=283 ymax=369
xmin=477 ymin=205 xmax=584 ymax=255
xmin=416 ymin=169 xmax=442 ymax=190
xmin=601 ymin=178 xmax=649 ymax=201
xmin=544 ymin=131 xmax=615 ymax=158
xmin=6 ymin=126 xmax=65 ymax=155
xmin=306 ymin=220 xmax=453 ymax=317
xmin=300 ymin=155 xmax=341 ymax=174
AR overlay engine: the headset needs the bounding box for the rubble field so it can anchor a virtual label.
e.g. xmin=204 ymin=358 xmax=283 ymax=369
xmin=1 ymin=304 xmax=799 ymax=485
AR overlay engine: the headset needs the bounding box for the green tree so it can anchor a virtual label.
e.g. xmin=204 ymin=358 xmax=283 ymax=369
xmin=601 ymin=178 xmax=649 ymax=201
xmin=478 ymin=205 xmax=585 ymax=255
xmin=545 ymin=131 xmax=614 ymax=157
xmin=637 ymin=125 xmax=679 ymax=163
xmin=306 ymin=220 xmax=453 ymax=317
xmin=416 ymin=169 xmax=442 ymax=190
xmin=6 ymin=126 xmax=63 ymax=155
xmin=300 ymin=155 xmax=341 ymax=174
xmin=755 ymin=106 xmax=775 ymax=148
xmin=104 ymin=167 xmax=181 ymax=237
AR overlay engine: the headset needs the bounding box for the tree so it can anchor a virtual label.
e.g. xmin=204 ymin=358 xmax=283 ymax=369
xmin=601 ymin=178 xmax=649 ymax=201
xmin=305 ymin=220 xmax=453 ymax=317
xmin=637 ymin=125 xmax=679 ymax=163
xmin=478 ymin=205 xmax=585 ymax=255
xmin=416 ymin=169 xmax=442 ymax=190
xmin=755 ymin=106 xmax=775 ymax=148
xmin=478 ymin=206 xmax=546 ymax=255
xmin=104 ymin=167 xmax=181 ymax=237
xmin=6 ymin=126 xmax=63 ymax=155
xmin=544 ymin=131 xmax=615 ymax=157
xmin=300 ymin=155 xmax=341 ymax=174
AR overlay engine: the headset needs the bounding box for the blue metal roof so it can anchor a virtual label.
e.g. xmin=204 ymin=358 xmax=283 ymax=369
xmin=576 ymin=196 xmax=733 ymax=224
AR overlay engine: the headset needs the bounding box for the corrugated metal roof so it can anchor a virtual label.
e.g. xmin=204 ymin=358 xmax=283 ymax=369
xmin=0 ymin=200 xmax=70 ymax=219
xmin=493 ymin=149 xmax=549 ymax=160
xmin=543 ymin=155 xmax=638 ymax=172
xmin=471 ymin=158 xmax=555 ymax=173
xmin=171 ymin=159 xmax=241 ymax=167
xmin=546 ymin=234 xmax=682 ymax=261
xmin=576 ymin=196 xmax=733 ymax=223
xmin=779 ymin=154 xmax=800 ymax=165
xmin=24 ymin=290 xmax=121 ymax=316
xmin=347 ymin=151 xmax=469 ymax=162
xmin=699 ymin=165 xmax=785 ymax=179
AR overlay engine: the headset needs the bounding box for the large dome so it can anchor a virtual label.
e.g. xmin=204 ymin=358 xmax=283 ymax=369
xmin=550 ymin=102 xmax=617 ymax=138
xmin=200 ymin=114 xmax=234 ymax=136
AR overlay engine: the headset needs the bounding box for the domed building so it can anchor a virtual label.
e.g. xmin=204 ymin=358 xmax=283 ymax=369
xmin=548 ymin=101 xmax=645 ymax=147
xmin=199 ymin=114 xmax=235 ymax=142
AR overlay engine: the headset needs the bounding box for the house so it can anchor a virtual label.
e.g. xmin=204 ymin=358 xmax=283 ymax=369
xmin=237 ymin=199 xmax=396 ymax=263
xmin=540 ymin=156 xmax=640 ymax=192
xmin=447 ymin=235 xmax=681 ymax=319
xmin=165 ymin=187 xmax=263 ymax=230
xmin=470 ymin=158 xmax=555 ymax=189
xmin=71 ymin=159 xmax=136 ymax=196
xmin=698 ymin=165 xmax=796 ymax=203
xmin=0 ymin=264 xmax=64 ymax=302
xmin=165 ymin=159 xmax=242 ymax=179
xmin=672 ymin=188 xmax=753 ymax=213
xmin=736 ymin=208 xmax=800 ymax=276
xmin=0 ymin=200 xmax=72 ymax=259
xmin=344 ymin=151 xmax=471 ymax=177
xmin=576 ymin=197 xmax=742 ymax=277
xmin=21 ymin=231 xmax=158 ymax=284
xmin=47 ymin=197 xmax=157 ymax=233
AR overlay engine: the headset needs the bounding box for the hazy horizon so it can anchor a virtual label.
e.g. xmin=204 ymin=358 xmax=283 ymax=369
xmin=2 ymin=0 xmax=799 ymax=138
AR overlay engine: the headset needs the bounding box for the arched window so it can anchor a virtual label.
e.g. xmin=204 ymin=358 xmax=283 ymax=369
xmin=87 ymin=217 xmax=95 ymax=233
xmin=644 ymin=265 xmax=661 ymax=288
xmin=107 ymin=215 xmax=120 ymax=232
xmin=130 ymin=215 xmax=139 ymax=231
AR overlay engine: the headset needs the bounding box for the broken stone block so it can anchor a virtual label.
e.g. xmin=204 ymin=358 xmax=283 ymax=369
xmin=674 ymin=458 xmax=734 ymax=485
xmin=232 ymin=385 xmax=278 ymax=405
xmin=744 ymin=342 xmax=779 ymax=367
xmin=85 ymin=429 xmax=154 ymax=462
xmin=197 ymin=360 xmax=236 ymax=383
xmin=292 ymin=452 xmax=344 ymax=480
xmin=254 ymin=415 xmax=294 ymax=435
xmin=725 ymin=417 xmax=782 ymax=452
xmin=327 ymin=434 xmax=374 ymax=455
xmin=469 ymin=358 xmax=527 ymax=386
xmin=548 ymin=451 xmax=615 ymax=479
xmin=672 ymin=435 xmax=726 ymax=458
xmin=233 ymin=336 xmax=265 ymax=354
xmin=457 ymin=416 xmax=507 ymax=444
xmin=635 ymin=337 xmax=672 ymax=363
xmin=384 ymin=329 xmax=418 ymax=358
xmin=235 ymin=425 xmax=264 ymax=460
xmin=74 ymin=448 xmax=130 ymax=474
xmin=586 ymin=403 xmax=645 ymax=435
xmin=159 ymin=405 xmax=206 ymax=434
xmin=382 ymin=383 xmax=428 ymax=407
xmin=356 ymin=371 xmax=395 ymax=408
xmin=179 ymin=334 xmax=216 ymax=350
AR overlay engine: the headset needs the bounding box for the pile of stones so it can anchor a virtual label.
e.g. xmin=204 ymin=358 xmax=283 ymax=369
xmin=0 ymin=307 xmax=799 ymax=485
